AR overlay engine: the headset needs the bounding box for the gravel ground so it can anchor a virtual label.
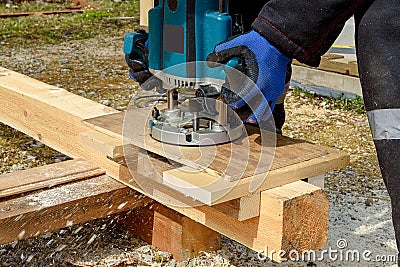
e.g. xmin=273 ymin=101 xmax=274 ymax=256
xmin=0 ymin=33 xmax=398 ymax=266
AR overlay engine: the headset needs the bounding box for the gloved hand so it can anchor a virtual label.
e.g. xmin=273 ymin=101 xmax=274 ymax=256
xmin=207 ymin=30 xmax=290 ymax=125
xmin=124 ymin=35 xmax=152 ymax=84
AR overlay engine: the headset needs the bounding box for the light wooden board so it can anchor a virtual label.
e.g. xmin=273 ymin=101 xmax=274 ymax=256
xmin=0 ymin=174 xmax=152 ymax=245
xmin=0 ymin=159 xmax=104 ymax=198
xmin=140 ymin=0 xmax=153 ymax=27
xmin=83 ymin=110 xmax=333 ymax=178
xmin=83 ymin=110 xmax=348 ymax=205
xmin=292 ymin=65 xmax=362 ymax=97
xmin=80 ymin=130 xmax=124 ymax=160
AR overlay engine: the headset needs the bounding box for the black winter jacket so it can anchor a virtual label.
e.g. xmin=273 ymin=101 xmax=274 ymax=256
xmin=251 ymin=0 xmax=374 ymax=66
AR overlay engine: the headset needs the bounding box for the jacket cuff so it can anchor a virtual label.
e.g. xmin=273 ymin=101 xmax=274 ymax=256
xmin=252 ymin=17 xmax=321 ymax=67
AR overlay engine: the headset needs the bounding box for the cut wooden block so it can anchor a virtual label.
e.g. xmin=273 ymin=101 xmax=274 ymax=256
xmin=0 ymin=159 xmax=104 ymax=198
xmin=120 ymin=203 xmax=221 ymax=261
xmin=212 ymin=193 xmax=260 ymax=221
xmin=0 ymin=174 xmax=152 ymax=245
xmin=256 ymin=181 xmax=329 ymax=261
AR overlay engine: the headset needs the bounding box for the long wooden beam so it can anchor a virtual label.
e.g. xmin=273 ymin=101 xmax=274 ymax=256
xmin=0 ymin=67 xmax=122 ymax=178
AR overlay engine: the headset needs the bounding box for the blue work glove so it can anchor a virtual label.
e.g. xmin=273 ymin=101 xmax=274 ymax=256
xmin=207 ymin=30 xmax=290 ymax=125
xmin=125 ymin=37 xmax=153 ymax=84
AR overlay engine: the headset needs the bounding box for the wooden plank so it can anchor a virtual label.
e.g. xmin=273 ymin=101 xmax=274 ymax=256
xmin=0 ymin=67 xmax=117 ymax=120
xmin=0 ymin=9 xmax=86 ymax=18
xmin=292 ymin=65 xmax=362 ymax=96
xmin=83 ymin=110 xmax=335 ymax=180
xmin=140 ymin=0 xmax=154 ymax=27
xmin=80 ymin=130 xmax=124 ymax=160
xmin=0 ymin=174 xmax=152 ymax=245
xmin=0 ymin=159 xmax=104 ymax=198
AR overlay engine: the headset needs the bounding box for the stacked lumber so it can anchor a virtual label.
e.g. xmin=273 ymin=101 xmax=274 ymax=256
xmin=293 ymin=53 xmax=359 ymax=77
xmin=0 ymin=159 xmax=152 ymax=245
xmin=0 ymin=67 xmax=349 ymax=261
xmin=292 ymin=53 xmax=362 ymax=97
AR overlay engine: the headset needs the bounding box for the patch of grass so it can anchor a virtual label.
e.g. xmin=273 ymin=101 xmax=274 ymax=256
xmin=78 ymin=9 xmax=112 ymax=23
xmin=325 ymin=93 xmax=365 ymax=114
xmin=0 ymin=0 xmax=140 ymax=46
xmin=292 ymin=87 xmax=365 ymax=114
xmin=292 ymin=86 xmax=316 ymax=98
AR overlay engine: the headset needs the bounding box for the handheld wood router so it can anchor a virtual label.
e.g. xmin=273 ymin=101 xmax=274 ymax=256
xmin=124 ymin=0 xmax=247 ymax=146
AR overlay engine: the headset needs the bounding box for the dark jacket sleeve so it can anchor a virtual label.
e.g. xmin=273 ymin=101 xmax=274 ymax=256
xmin=252 ymin=0 xmax=373 ymax=66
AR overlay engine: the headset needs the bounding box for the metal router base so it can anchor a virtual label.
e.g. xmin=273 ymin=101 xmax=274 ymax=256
xmin=150 ymin=122 xmax=245 ymax=146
